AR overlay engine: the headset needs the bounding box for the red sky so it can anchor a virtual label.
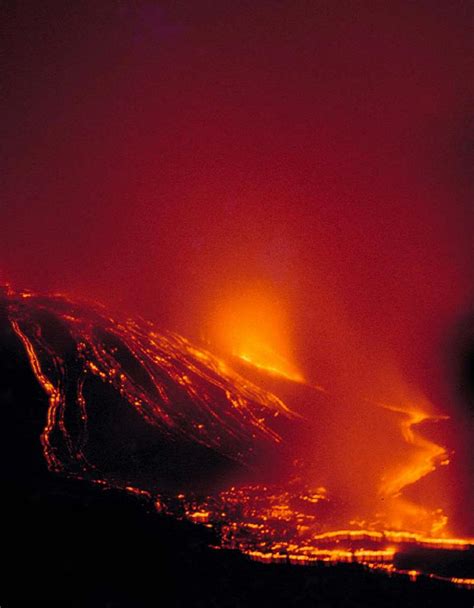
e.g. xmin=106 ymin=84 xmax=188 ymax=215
xmin=2 ymin=1 xmax=473 ymax=403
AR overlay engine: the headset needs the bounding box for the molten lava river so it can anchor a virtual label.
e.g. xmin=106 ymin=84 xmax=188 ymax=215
xmin=2 ymin=288 xmax=473 ymax=589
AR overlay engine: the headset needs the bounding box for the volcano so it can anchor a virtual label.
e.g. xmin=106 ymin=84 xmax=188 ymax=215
xmin=2 ymin=287 xmax=300 ymax=490
xmin=0 ymin=287 xmax=473 ymax=606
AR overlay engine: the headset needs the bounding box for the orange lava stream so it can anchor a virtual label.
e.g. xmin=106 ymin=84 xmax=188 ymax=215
xmin=7 ymin=290 xmax=295 ymax=475
xmin=377 ymin=401 xmax=448 ymax=499
xmin=237 ymin=352 xmax=304 ymax=383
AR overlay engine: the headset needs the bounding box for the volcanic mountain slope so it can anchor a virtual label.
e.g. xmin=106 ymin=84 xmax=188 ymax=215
xmin=1 ymin=288 xmax=305 ymax=493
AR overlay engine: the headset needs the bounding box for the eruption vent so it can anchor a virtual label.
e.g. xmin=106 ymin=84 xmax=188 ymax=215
xmin=210 ymin=288 xmax=304 ymax=383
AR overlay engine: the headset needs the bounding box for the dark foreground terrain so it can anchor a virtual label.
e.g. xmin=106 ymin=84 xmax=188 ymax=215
xmin=1 ymin=478 xmax=473 ymax=608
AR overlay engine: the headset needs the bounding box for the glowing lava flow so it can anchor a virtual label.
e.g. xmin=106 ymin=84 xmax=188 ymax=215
xmin=371 ymin=399 xmax=452 ymax=537
xmin=177 ymin=485 xmax=474 ymax=589
xmin=2 ymin=287 xmax=473 ymax=589
xmin=378 ymin=401 xmax=449 ymax=499
xmin=237 ymin=350 xmax=304 ymax=383
xmin=5 ymin=289 xmax=295 ymax=477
